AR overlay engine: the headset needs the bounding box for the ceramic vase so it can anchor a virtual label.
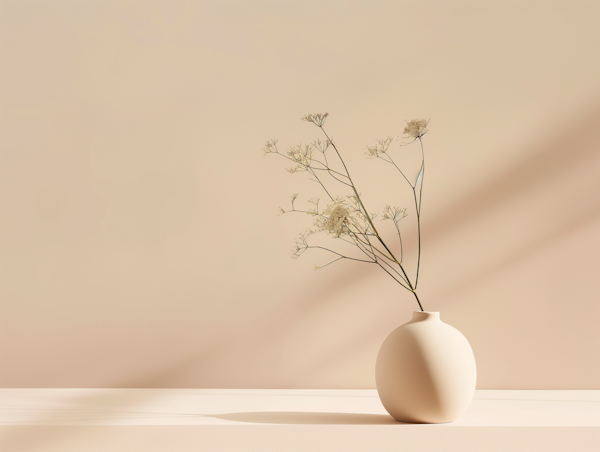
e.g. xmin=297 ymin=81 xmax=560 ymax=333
xmin=375 ymin=311 xmax=476 ymax=423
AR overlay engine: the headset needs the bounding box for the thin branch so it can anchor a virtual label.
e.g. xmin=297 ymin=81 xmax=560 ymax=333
xmin=351 ymin=229 xmax=408 ymax=284
xmin=315 ymin=257 xmax=343 ymax=269
xmin=371 ymin=246 xmax=410 ymax=285
xmin=309 ymin=166 xmax=350 ymax=179
xmin=346 ymin=232 xmax=410 ymax=290
xmin=307 ymin=246 xmax=375 ymax=264
xmin=376 ymin=262 xmax=411 ymax=291
xmin=308 ymin=168 xmax=334 ymax=201
xmin=417 ymin=137 xmax=425 ymax=214
xmin=414 ymin=137 xmax=425 ymax=288
xmin=281 ymin=209 xmax=312 ymax=215
xmin=342 ymin=235 xmax=377 ymax=261
xmin=352 ymin=231 xmax=397 ymax=266
xmin=412 ymin=189 xmax=421 ymax=288
xmin=350 ymin=230 xmax=378 ymax=262
xmin=394 ymin=221 xmax=404 ymax=263
xmin=327 ymin=171 xmax=353 ymax=187
xmin=308 ymin=158 xmax=349 ymax=178
xmin=379 ymin=153 xmax=414 ymax=188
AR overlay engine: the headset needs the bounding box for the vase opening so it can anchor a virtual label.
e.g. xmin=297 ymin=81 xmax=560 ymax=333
xmin=411 ymin=311 xmax=440 ymax=322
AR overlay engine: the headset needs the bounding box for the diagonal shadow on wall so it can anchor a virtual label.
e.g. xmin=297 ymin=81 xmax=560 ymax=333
xmin=137 ymin=104 xmax=600 ymax=388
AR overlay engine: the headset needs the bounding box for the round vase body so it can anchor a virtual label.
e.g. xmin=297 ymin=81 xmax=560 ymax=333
xmin=375 ymin=311 xmax=476 ymax=423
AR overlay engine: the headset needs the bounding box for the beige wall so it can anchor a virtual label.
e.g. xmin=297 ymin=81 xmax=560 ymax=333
xmin=1 ymin=0 xmax=599 ymax=389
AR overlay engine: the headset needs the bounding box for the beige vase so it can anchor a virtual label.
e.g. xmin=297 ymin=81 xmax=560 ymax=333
xmin=375 ymin=311 xmax=476 ymax=423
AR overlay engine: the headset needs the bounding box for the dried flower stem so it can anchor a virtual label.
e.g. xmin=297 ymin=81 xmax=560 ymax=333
xmin=264 ymin=115 xmax=430 ymax=312
xmin=307 ymin=245 xmax=376 ymax=264
xmin=375 ymin=136 xmax=426 ymax=289
xmin=320 ymin=127 xmax=423 ymax=311
xmin=308 ymin=168 xmax=334 ymax=201
xmin=414 ymin=137 xmax=425 ymax=288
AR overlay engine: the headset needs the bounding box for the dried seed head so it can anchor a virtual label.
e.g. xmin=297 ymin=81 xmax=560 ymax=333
xmin=285 ymin=144 xmax=313 ymax=173
xmin=301 ymin=112 xmax=329 ymax=127
xmin=314 ymin=199 xmax=354 ymax=238
xmin=365 ymin=137 xmax=393 ymax=158
xmin=311 ymin=139 xmax=332 ymax=153
xmin=403 ymin=119 xmax=429 ymax=138
xmin=263 ymin=139 xmax=278 ymax=156
xmin=382 ymin=204 xmax=408 ymax=224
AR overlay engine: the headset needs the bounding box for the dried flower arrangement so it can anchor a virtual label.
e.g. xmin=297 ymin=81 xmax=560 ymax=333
xmin=263 ymin=114 xmax=429 ymax=311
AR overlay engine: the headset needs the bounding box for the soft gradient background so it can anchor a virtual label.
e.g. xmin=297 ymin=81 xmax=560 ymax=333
xmin=1 ymin=0 xmax=599 ymax=389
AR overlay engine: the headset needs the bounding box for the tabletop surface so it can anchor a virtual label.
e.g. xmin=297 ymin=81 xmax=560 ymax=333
xmin=0 ymin=389 xmax=598 ymax=426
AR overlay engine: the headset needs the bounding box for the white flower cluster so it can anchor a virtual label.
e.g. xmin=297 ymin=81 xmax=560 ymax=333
xmin=382 ymin=204 xmax=408 ymax=225
xmin=403 ymin=119 xmax=429 ymax=138
xmin=291 ymin=228 xmax=317 ymax=259
xmin=311 ymin=139 xmax=332 ymax=153
xmin=301 ymin=112 xmax=329 ymax=127
xmin=286 ymin=144 xmax=313 ymax=173
xmin=314 ymin=198 xmax=355 ymax=238
xmin=365 ymin=137 xmax=393 ymax=159
xmin=263 ymin=139 xmax=278 ymax=156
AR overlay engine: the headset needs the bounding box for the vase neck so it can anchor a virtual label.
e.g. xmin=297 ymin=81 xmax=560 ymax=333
xmin=411 ymin=311 xmax=440 ymax=322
